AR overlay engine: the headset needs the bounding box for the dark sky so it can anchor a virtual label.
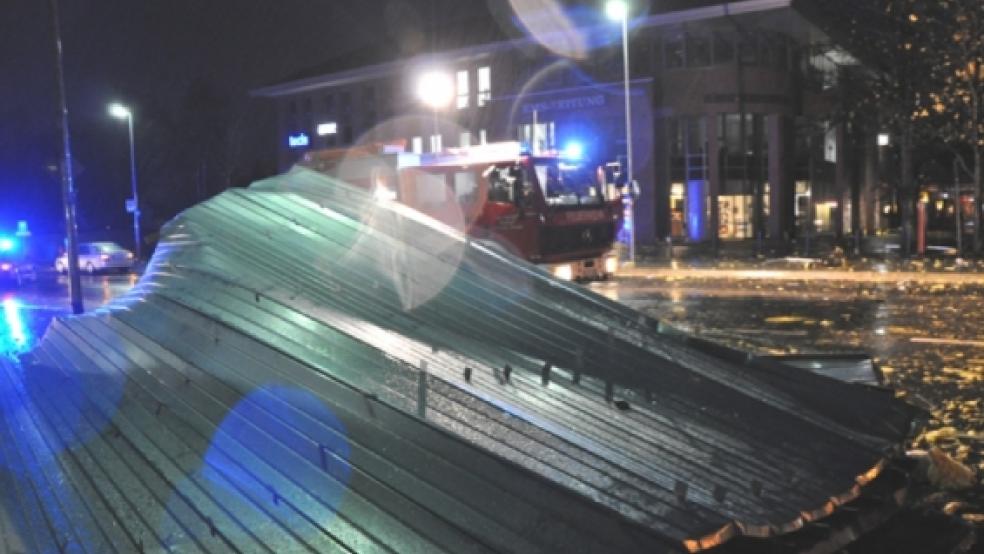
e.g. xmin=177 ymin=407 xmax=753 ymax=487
xmin=0 ymin=0 xmax=495 ymax=238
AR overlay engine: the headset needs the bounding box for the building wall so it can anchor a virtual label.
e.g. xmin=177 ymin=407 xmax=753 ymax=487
xmin=263 ymin=11 xmax=870 ymax=249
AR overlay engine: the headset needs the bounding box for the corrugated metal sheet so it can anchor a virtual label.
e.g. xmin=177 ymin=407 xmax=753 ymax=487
xmin=0 ymin=167 xmax=918 ymax=553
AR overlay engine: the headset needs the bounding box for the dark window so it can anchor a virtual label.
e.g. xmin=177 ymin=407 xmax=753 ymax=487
xmin=665 ymin=36 xmax=684 ymax=68
xmin=652 ymin=38 xmax=664 ymax=67
xmin=343 ymin=124 xmax=353 ymax=144
xmin=713 ymin=32 xmax=735 ymax=64
xmin=668 ymin=119 xmax=684 ymax=157
xmin=341 ymin=91 xmax=352 ymax=109
xmin=303 ymin=97 xmax=312 ymax=112
xmin=288 ymin=100 xmax=297 ymax=115
xmin=686 ymin=34 xmax=711 ymax=67
xmin=364 ymin=86 xmax=376 ymax=106
xmin=772 ymin=36 xmax=789 ymax=69
xmin=739 ymin=36 xmax=757 ymax=65
xmin=484 ymin=164 xmax=528 ymax=205
xmin=720 ymin=113 xmax=754 ymax=154
xmin=323 ymin=94 xmax=335 ymax=112
xmin=686 ymin=116 xmax=706 ymax=154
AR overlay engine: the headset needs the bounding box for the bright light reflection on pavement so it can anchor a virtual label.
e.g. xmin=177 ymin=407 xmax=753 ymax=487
xmin=1 ymin=296 xmax=29 ymax=355
xmin=0 ymin=274 xmax=138 ymax=358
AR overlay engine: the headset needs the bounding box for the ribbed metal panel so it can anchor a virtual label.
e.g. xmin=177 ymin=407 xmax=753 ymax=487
xmin=0 ymin=167 xmax=917 ymax=553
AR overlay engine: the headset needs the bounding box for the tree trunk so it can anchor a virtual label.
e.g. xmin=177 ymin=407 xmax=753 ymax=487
xmin=900 ymin=124 xmax=915 ymax=258
xmin=851 ymin=134 xmax=862 ymax=256
xmin=973 ymin=86 xmax=982 ymax=256
xmin=975 ymin=144 xmax=982 ymax=255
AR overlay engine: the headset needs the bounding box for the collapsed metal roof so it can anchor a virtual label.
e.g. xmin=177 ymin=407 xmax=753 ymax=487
xmin=0 ymin=167 xmax=919 ymax=553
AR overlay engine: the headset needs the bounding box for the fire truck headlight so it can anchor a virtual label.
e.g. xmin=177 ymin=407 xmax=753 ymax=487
xmin=605 ymin=256 xmax=619 ymax=274
xmin=373 ymin=186 xmax=397 ymax=202
xmin=552 ymin=264 xmax=573 ymax=281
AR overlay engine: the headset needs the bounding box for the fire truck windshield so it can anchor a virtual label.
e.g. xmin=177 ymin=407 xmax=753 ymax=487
xmin=535 ymin=162 xmax=602 ymax=206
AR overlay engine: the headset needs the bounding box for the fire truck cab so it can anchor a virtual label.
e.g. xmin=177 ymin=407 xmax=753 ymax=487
xmin=301 ymin=141 xmax=622 ymax=280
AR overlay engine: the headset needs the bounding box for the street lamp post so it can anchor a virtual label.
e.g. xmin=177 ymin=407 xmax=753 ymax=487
xmin=49 ymin=0 xmax=83 ymax=314
xmin=109 ymin=103 xmax=141 ymax=261
xmin=606 ymin=0 xmax=635 ymax=265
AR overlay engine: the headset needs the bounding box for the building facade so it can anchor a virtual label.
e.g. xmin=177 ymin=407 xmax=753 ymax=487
xmin=254 ymin=0 xmax=893 ymax=250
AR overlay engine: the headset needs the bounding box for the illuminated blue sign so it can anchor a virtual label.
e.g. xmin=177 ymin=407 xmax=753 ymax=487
xmin=287 ymin=133 xmax=310 ymax=148
xmin=687 ymin=180 xmax=705 ymax=241
xmin=0 ymin=237 xmax=15 ymax=252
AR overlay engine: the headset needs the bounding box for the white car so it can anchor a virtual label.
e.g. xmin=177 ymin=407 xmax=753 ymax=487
xmin=55 ymin=242 xmax=135 ymax=274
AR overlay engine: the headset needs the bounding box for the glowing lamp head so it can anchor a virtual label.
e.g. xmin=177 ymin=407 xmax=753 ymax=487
xmin=562 ymin=141 xmax=584 ymax=160
xmin=108 ymin=103 xmax=131 ymax=119
xmin=604 ymin=256 xmax=619 ymax=274
xmin=552 ymin=263 xmax=574 ymax=281
xmin=605 ymin=0 xmax=628 ymax=21
xmin=0 ymin=237 xmax=15 ymax=252
xmin=416 ymin=71 xmax=455 ymax=110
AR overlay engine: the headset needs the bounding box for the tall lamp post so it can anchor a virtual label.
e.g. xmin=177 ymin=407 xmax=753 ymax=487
xmin=108 ymin=103 xmax=141 ymax=260
xmin=606 ymin=0 xmax=635 ymax=264
xmin=49 ymin=0 xmax=83 ymax=314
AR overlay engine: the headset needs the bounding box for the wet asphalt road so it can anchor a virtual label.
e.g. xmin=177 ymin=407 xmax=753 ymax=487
xmin=0 ymin=273 xmax=139 ymax=357
xmin=589 ymin=274 xmax=983 ymax=474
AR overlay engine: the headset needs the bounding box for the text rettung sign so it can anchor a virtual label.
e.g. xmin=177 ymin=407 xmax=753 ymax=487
xmin=521 ymin=94 xmax=605 ymax=114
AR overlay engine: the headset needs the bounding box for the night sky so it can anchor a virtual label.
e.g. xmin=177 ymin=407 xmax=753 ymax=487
xmin=0 ymin=0 xmax=495 ymax=244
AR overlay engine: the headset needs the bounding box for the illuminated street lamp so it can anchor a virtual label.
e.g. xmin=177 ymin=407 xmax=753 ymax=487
xmin=606 ymin=0 xmax=635 ymax=264
xmin=108 ymin=102 xmax=142 ymax=261
xmin=416 ymin=71 xmax=455 ymax=110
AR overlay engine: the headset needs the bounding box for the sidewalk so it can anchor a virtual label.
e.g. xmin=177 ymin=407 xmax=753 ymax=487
xmin=618 ymin=257 xmax=984 ymax=285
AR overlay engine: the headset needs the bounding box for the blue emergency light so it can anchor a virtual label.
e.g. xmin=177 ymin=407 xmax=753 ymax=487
xmin=562 ymin=141 xmax=584 ymax=160
xmin=0 ymin=237 xmax=15 ymax=252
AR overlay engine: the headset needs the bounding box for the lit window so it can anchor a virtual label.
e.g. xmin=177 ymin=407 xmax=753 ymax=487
xmin=411 ymin=136 xmax=423 ymax=154
xmin=477 ymin=66 xmax=491 ymax=106
xmin=460 ymin=131 xmax=472 ymax=147
xmin=456 ymin=70 xmax=469 ymax=109
xmin=479 ymin=129 xmax=487 ymax=144
xmin=429 ymin=134 xmax=443 ymax=152
xmin=316 ymin=122 xmax=338 ymax=136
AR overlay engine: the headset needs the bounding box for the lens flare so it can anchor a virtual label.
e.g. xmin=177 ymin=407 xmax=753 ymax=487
xmin=508 ymin=0 xmax=588 ymax=60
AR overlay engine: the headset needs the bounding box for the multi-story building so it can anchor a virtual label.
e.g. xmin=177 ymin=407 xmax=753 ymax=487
xmin=253 ymin=0 xmax=889 ymax=250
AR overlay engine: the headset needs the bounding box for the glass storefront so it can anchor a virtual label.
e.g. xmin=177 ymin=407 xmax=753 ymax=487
xmin=814 ymin=200 xmax=838 ymax=233
xmin=718 ymin=195 xmax=754 ymax=239
xmin=670 ymin=182 xmax=686 ymax=238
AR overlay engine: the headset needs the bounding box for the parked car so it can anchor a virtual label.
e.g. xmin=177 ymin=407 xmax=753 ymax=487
xmin=0 ymin=255 xmax=36 ymax=287
xmin=55 ymin=242 xmax=135 ymax=274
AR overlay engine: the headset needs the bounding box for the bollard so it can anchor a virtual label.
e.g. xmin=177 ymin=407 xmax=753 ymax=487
xmin=417 ymin=361 xmax=428 ymax=419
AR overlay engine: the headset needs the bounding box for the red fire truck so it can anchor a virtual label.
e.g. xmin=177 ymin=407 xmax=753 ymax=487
xmin=300 ymin=142 xmax=622 ymax=280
